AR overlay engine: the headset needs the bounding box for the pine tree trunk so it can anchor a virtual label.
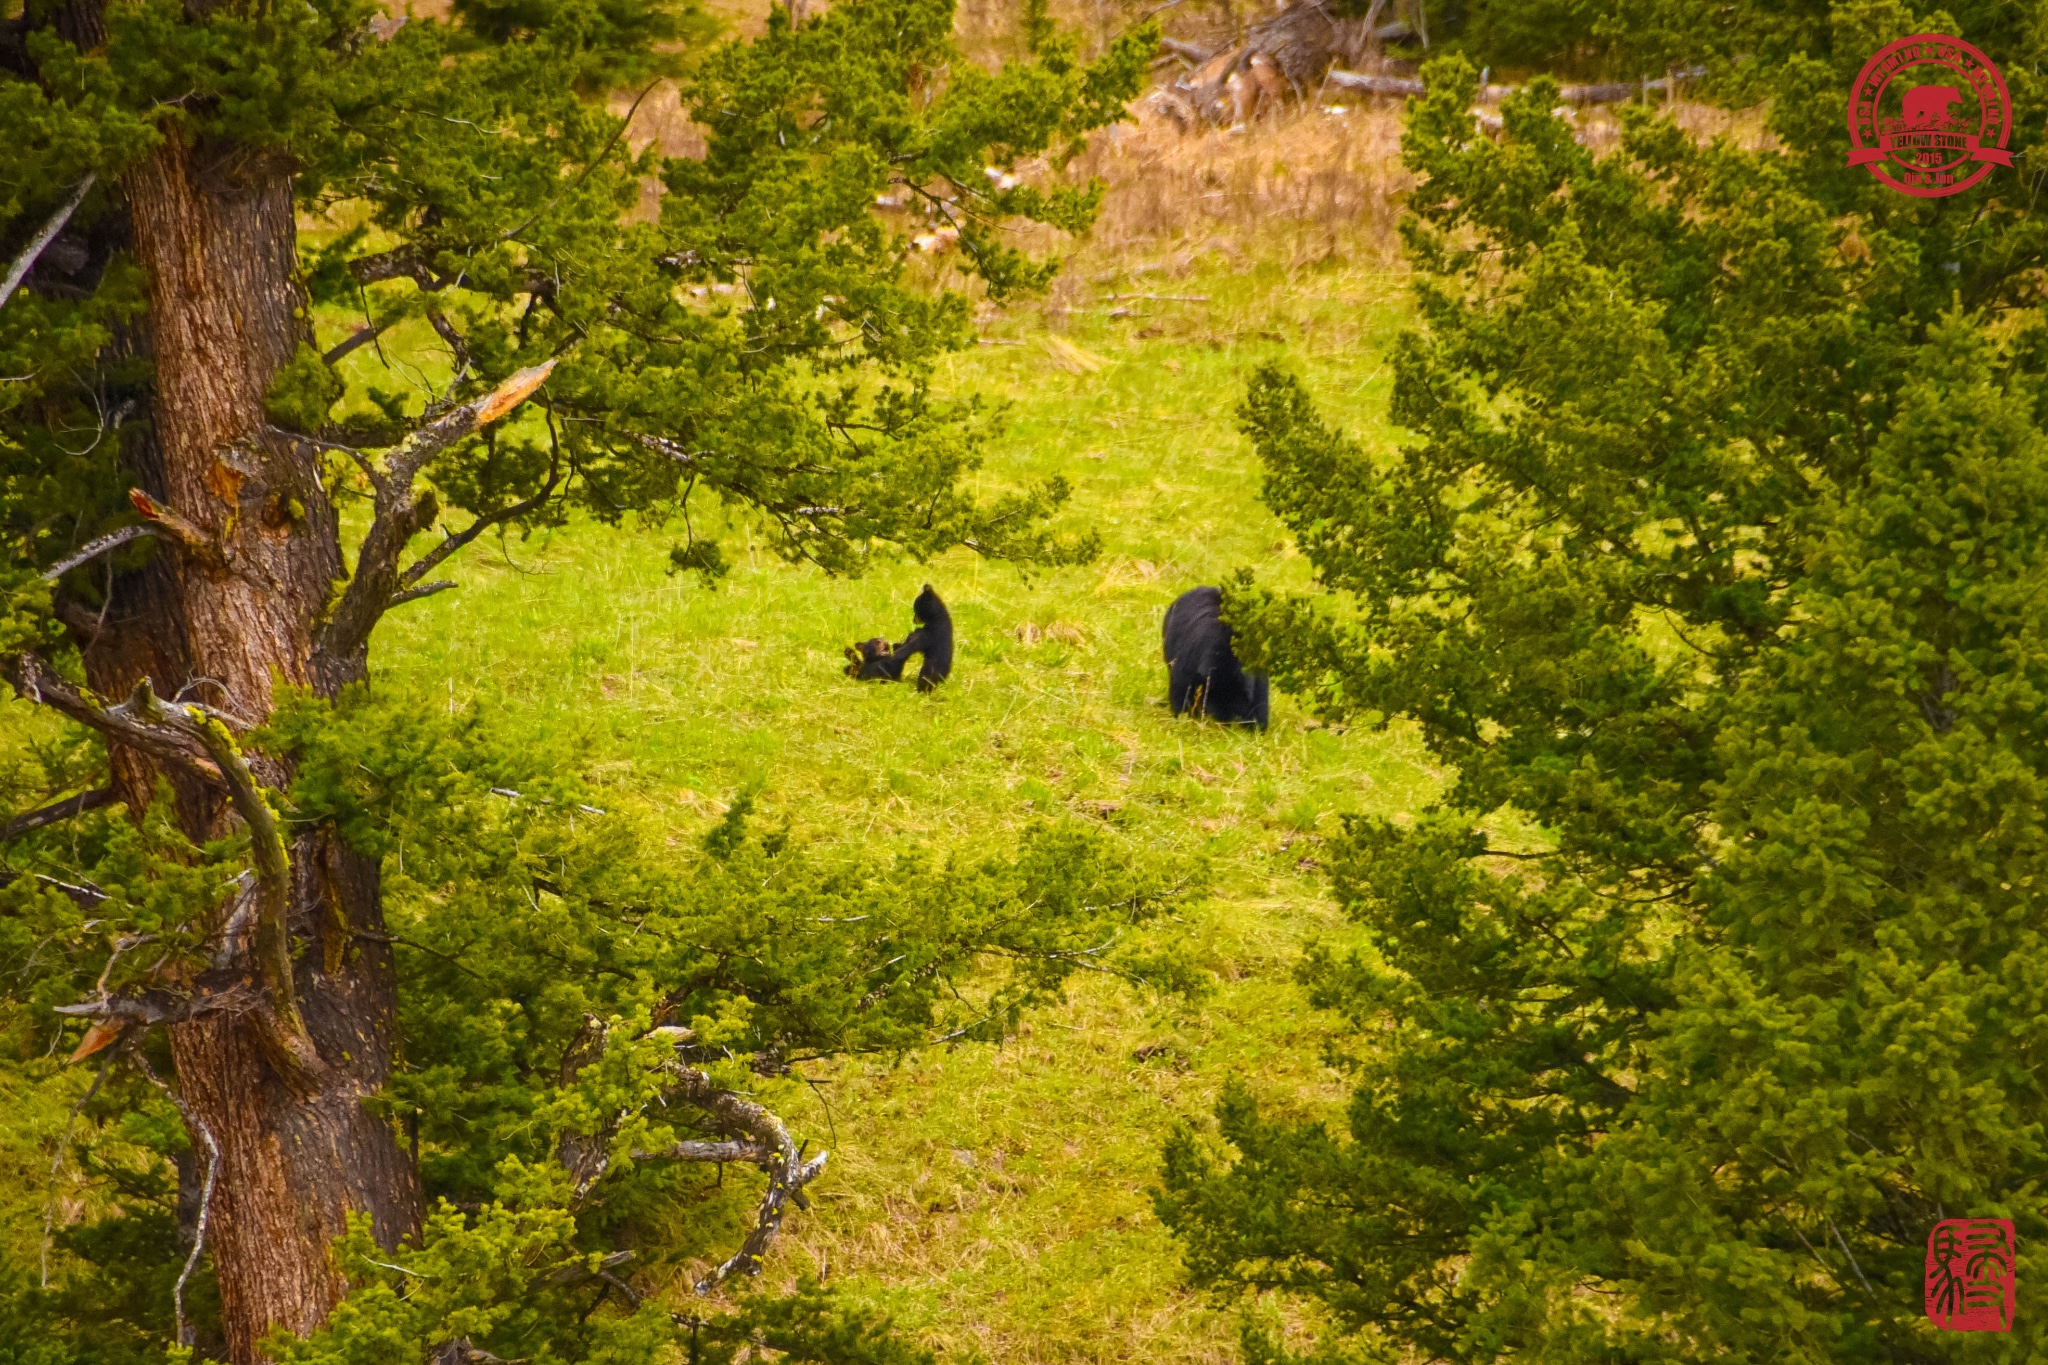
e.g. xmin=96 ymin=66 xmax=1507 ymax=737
xmin=89 ymin=128 xmax=423 ymax=1364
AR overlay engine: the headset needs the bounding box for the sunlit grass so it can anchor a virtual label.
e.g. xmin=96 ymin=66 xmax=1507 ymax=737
xmin=363 ymin=248 xmax=1432 ymax=1361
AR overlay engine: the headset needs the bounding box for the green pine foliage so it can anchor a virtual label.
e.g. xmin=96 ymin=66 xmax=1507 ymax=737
xmin=1157 ymin=8 xmax=2048 ymax=1362
xmin=7 ymin=0 xmax=1155 ymax=605
xmin=1 ymin=681 xmax=1202 ymax=1360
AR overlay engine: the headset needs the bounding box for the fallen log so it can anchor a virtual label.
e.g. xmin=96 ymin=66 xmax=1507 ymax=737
xmin=1325 ymin=64 xmax=1707 ymax=106
xmin=1324 ymin=71 xmax=1424 ymax=97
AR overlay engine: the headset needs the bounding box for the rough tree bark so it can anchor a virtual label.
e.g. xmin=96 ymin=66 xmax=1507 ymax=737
xmin=93 ymin=127 xmax=423 ymax=1364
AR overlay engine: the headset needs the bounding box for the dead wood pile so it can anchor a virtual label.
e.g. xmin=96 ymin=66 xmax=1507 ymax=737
xmin=1145 ymin=0 xmax=1703 ymax=131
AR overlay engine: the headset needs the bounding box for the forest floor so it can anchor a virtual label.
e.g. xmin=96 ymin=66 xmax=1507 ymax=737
xmin=355 ymin=96 xmax=1436 ymax=1360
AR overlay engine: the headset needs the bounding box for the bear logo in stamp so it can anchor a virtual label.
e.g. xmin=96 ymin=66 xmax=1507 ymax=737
xmin=1847 ymin=34 xmax=2012 ymax=197
xmin=1925 ymin=1218 xmax=2016 ymax=1332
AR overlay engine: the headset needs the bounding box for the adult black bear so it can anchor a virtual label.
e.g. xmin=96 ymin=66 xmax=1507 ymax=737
xmin=843 ymin=585 xmax=953 ymax=691
xmin=1163 ymin=586 xmax=1269 ymax=729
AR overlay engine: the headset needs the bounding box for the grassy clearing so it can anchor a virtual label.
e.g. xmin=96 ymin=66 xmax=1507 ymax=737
xmin=0 ymin=61 xmax=1438 ymax=1358
xmin=363 ymin=229 xmax=1428 ymax=1359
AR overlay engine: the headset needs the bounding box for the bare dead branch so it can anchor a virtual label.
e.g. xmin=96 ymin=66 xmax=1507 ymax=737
xmin=347 ymin=248 xmax=443 ymax=291
xmin=1323 ymin=70 xmax=1422 ymax=96
xmin=125 ymin=490 xmax=222 ymax=568
xmin=432 ymin=1342 xmax=527 ymax=1365
xmin=41 ymin=524 xmax=156 ymax=582
xmin=35 ymin=874 xmax=107 ymax=908
xmin=132 ymin=1052 xmax=219 ymax=1350
xmin=662 ymin=1060 xmax=829 ymax=1292
xmin=5 ymin=659 xmax=223 ymax=781
xmin=544 ymin=1248 xmax=635 ymax=1291
xmin=632 ymin=1139 xmax=775 ymax=1165
xmin=346 ymin=246 xmax=560 ymax=301
xmin=388 ymin=579 xmax=455 ymax=609
xmin=632 ymin=432 xmax=711 ymax=466
xmin=547 ymin=1020 xmax=825 ymax=1293
xmin=3 ymin=787 xmax=113 ymax=841
xmin=426 ymin=308 xmax=472 ymax=373
xmin=324 ymin=322 xmax=391 ymax=366
xmin=0 ymin=175 xmax=95 ymax=314
xmin=53 ymin=982 xmax=264 ymax=1029
xmin=392 ymin=362 xmax=558 ymax=486
xmin=16 ymin=667 xmax=320 ymax=1077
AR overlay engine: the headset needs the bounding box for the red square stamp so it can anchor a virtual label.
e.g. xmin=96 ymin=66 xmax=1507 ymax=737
xmin=1926 ymin=1218 xmax=2016 ymax=1331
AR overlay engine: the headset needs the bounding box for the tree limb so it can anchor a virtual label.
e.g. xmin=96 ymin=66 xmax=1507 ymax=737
xmin=4 ymin=658 xmax=223 ymax=781
xmin=426 ymin=308 xmax=472 ymax=374
xmin=398 ymin=466 xmax=561 ymax=590
xmin=347 ymin=248 xmax=443 ymax=291
xmin=632 ymin=432 xmax=711 ymax=466
xmin=662 ymin=1060 xmax=829 ymax=1292
xmin=53 ymin=981 xmax=265 ymax=1029
xmin=133 ymin=1052 xmax=220 ymax=1351
xmin=41 ymin=524 xmax=157 ymax=582
xmin=550 ymin=1021 xmax=826 ymax=1294
xmin=17 ymin=668 xmax=321 ymax=1078
xmin=3 ymin=787 xmax=113 ymax=841
xmin=171 ymin=704 xmax=317 ymax=1077
xmin=388 ymin=579 xmax=456 ymax=609
xmin=324 ymin=322 xmax=391 ymax=366
xmin=387 ymin=362 xmax=555 ymax=487
xmin=314 ymin=361 xmax=556 ymax=674
xmin=35 ymin=874 xmax=109 ymax=908
xmin=126 ymin=490 xmax=223 ymax=569
xmin=632 ymin=1139 xmax=775 ymax=1165
xmin=0 ymin=174 xmax=94 ymax=314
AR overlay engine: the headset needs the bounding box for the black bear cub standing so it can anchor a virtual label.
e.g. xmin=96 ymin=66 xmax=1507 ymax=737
xmin=843 ymin=584 xmax=954 ymax=692
xmin=1163 ymin=586 xmax=1269 ymax=729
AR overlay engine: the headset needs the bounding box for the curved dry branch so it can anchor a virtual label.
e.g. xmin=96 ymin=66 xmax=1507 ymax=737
xmin=552 ymin=1021 xmax=827 ymax=1295
xmin=0 ymin=174 xmax=94 ymax=313
xmin=177 ymin=709 xmax=304 ymax=1047
xmin=132 ymin=1051 xmax=220 ymax=1350
xmin=659 ymin=1061 xmax=830 ymax=1293
xmin=40 ymin=524 xmax=157 ymax=582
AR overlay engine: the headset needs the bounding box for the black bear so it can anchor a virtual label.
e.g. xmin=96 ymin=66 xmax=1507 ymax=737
xmin=843 ymin=585 xmax=953 ymax=692
xmin=843 ymin=637 xmax=908 ymax=681
xmin=1162 ymin=586 xmax=1268 ymax=729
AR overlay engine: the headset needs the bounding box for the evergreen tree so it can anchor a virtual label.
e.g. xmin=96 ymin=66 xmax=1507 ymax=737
xmin=0 ymin=0 xmax=1160 ymax=1358
xmin=1157 ymin=4 xmax=2048 ymax=1360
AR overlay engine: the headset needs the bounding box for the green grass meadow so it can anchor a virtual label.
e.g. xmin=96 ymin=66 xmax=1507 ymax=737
xmin=358 ymin=254 xmax=1431 ymax=1360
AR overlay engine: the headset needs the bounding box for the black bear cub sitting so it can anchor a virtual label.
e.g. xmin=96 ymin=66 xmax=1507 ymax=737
xmin=843 ymin=585 xmax=954 ymax=692
xmin=1163 ymin=585 xmax=1269 ymax=729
